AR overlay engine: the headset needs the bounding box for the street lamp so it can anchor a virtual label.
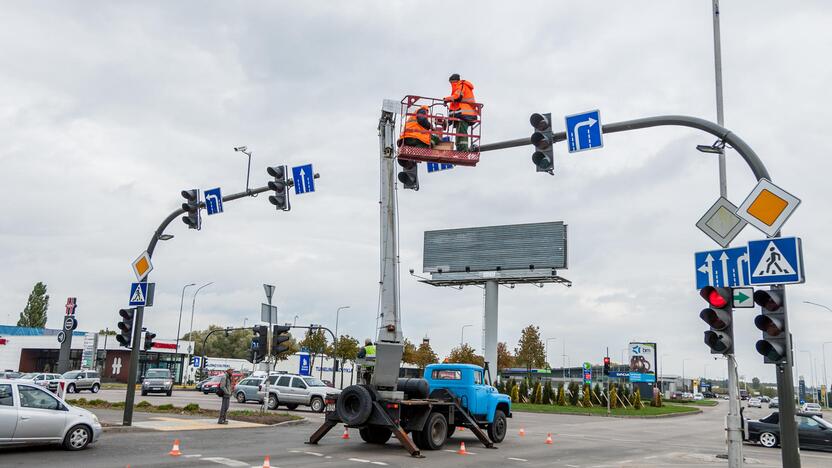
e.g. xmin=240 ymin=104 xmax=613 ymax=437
xmin=175 ymin=283 xmax=196 ymax=357
xmin=545 ymin=338 xmax=557 ymax=368
xmin=293 ymin=315 xmax=299 ymax=327
xmin=185 ymin=282 xmax=213 ymax=380
xmin=801 ymin=350 xmax=816 ymax=402
xmin=334 ymin=306 xmax=350 ymax=387
xmin=803 ymin=301 xmax=832 ymax=407
xmin=460 ymin=324 xmax=473 ymax=347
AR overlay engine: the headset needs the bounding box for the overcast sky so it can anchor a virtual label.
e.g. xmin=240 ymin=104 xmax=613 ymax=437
xmin=2 ymin=1 xmax=831 ymax=386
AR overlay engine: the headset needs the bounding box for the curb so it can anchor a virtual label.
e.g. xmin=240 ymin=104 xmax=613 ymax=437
xmin=102 ymin=424 xmax=154 ymax=433
xmin=272 ymin=416 xmax=309 ymax=427
xmin=513 ymin=407 xmax=702 ymax=419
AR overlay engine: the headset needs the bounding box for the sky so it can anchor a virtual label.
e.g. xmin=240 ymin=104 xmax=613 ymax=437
xmin=2 ymin=1 xmax=831 ymax=387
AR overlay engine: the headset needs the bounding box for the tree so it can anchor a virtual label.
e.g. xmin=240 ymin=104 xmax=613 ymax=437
xmin=633 ymin=388 xmax=643 ymax=410
xmin=510 ymin=385 xmax=520 ymax=403
xmin=413 ymin=341 xmax=439 ymax=369
xmin=446 ymin=343 xmax=485 ymax=366
xmin=542 ymin=380 xmax=553 ymax=405
xmin=497 ymin=342 xmax=515 ymax=372
xmin=183 ymin=326 xmax=260 ymax=359
xmin=299 ymin=328 xmax=329 ymax=370
xmin=568 ymin=382 xmax=580 ymax=406
xmin=582 ymin=384 xmax=591 ymax=407
xmin=533 ymin=381 xmax=543 ymax=404
xmin=751 ymin=377 xmax=761 ymax=389
xmin=18 ymin=282 xmax=49 ymax=328
xmin=402 ymin=339 xmax=418 ymax=365
xmin=519 ymin=379 xmax=529 ymax=403
xmin=329 ymin=335 xmax=360 ymax=387
xmin=514 ymin=325 xmax=546 ymax=375
xmin=557 ymin=384 xmax=566 ymax=406
xmin=610 ymin=384 xmax=620 ymax=408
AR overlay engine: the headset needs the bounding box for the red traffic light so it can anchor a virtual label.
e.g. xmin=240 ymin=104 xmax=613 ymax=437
xmin=700 ymin=286 xmax=730 ymax=308
xmin=603 ymin=357 xmax=610 ymax=365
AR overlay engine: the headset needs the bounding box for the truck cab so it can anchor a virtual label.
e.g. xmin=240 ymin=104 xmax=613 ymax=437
xmin=424 ymin=363 xmax=511 ymax=432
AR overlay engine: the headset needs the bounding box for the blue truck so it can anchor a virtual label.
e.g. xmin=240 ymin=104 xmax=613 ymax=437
xmin=308 ymin=363 xmax=511 ymax=457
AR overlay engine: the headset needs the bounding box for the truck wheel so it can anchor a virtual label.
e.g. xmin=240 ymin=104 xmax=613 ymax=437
xmin=413 ymin=412 xmax=448 ymax=450
xmin=487 ymin=410 xmax=507 ymax=443
xmin=336 ymin=385 xmax=373 ymax=425
xmin=359 ymin=426 xmax=392 ymax=444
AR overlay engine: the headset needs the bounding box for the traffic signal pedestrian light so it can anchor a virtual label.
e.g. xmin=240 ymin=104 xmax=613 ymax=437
xmin=143 ymin=330 xmax=156 ymax=351
xmin=603 ymin=356 xmax=611 ymax=376
xmin=753 ymin=289 xmax=788 ymax=364
xmin=267 ymin=166 xmax=290 ymax=211
xmin=272 ymin=325 xmax=291 ymax=355
xmin=699 ymin=286 xmax=734 ymax=355
xmin=116 ymin=308 xmax=135 ymax=347
xmin=530 ymin=113 xmax=554 ymax=174
xmin=397 ymin=159 xmax=419 ymax=190
xmin=251 ymin=325 xmax=268 ymax=363
xmin=181 ymin=189 xmax=201 ymax=229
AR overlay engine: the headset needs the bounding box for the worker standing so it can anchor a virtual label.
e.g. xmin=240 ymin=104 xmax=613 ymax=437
xmin=357 ymin=338 xmax=377 ymax=385
xmin=443 ymin=74 xmax=477 ymax=151
xmin=397 ymin=105 xmax=441 ymax=148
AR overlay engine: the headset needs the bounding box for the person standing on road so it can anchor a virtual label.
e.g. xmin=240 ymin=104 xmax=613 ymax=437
xmin=217 ymin=368 xmax=232 ymax=424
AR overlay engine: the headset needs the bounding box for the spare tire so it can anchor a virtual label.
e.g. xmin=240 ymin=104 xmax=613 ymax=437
xmin=336 ymin=385 xmax=374 ymax=425
xmin=397 ymin=378 xmax=429 ymax=399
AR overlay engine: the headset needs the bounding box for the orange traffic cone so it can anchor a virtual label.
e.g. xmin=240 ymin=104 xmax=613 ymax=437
xmin=261 ymin=455 xmax=271 ymax=468
xmin=342 ymin=427 xmax=350 ymax=439
xmin=545 ymin=433 xmax=553 ymax=445
xmin=457 ymin=441 xmax=468 ymax=455
xmin=519 ymin=427 xmax=526 ymax=437
xmin=168 ymin=439 xmax=183 ymax=456
xmin=458 ymin=426 xmax=464 ymax=431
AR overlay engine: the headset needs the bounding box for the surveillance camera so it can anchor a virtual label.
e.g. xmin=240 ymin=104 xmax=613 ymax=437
xmin=234 ymin=145 xmax=247 ymax=152
xmin=409 ymin=269 xmax=415 ymax=274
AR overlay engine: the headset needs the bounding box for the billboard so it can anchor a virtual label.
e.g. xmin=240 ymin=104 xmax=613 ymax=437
xmin=80 ymin=333 xmax=98 ymax=370
xmin=628 ymin=342 xmax=657 ymax=383
xmin=423 ymin=221 xmax=567 ymax=273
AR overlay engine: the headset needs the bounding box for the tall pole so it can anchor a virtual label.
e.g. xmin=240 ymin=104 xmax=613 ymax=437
xmin=606 ymin=346 xmax=611 ymax=417
xmin=334 ymin=306 xmax=350 ymax=388
xmin=263 ymin=284 xmax=275 ymax=413
xmin=682 ymin=359 xmax=692 ymax=393
xmin=803 ymin=301 xmax=832 ymax=407
xmin=185 ymin=282 xmax=213 ymax=383
xmin=773 ymin=285 xmax=801 ymax=467
xmin=801 ymin=350 xmax=815 ymax=402
xmin=712 ymin=0 xmax=727 ymax=198
xmin=460 ymin=324 xmax=473 ymax=348
xmin=175 ymin=282 xmax=196 ymax=381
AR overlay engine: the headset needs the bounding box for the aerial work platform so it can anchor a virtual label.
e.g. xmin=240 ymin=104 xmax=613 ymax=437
xmin=396 ymin=95 xmax=483 ymax=167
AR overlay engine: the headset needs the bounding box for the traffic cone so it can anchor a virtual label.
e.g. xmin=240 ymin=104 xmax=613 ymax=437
xmin=342 ymin=427 xmax=350 ymax=439
xmin=545 ymin=433 xmax=553 ymax=445
xmin=261 ymin=455 xmax=271 ymax=468
xmin=168 ymin=439 xmax=183 ymax=456
xmin=457 ymin=441 xmax=468 ymax=455
xmin=458 ymin=426 xmax=464 ymax=431
xmin=519 ymin=427 xmax=526 ymax=437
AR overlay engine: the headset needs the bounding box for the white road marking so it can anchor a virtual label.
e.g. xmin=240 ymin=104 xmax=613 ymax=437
xmin=185 ymin=454 xmax=202 ymax=458
xmin=203 ymin=457 xmax=249 ymax=467
xmin=370 ymin=462 xmax=388 ymax=466
xmin=348 ymin=458 xmax=370 ymax=463
xmin=304 ymin=451 xmax=324 ymax=456
xmin=507 ymin=457 xmax=528 ymax=462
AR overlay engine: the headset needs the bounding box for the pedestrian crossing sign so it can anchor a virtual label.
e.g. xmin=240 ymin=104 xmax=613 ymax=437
xmin=747 ymin=237 xmax=804 ymax=285
xmin=128 ymin=282 xmax=155 ymax=307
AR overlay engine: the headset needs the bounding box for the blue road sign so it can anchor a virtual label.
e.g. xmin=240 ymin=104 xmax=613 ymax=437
xmin=748 ymin=237 xmax=804 ymax=285
xmin=629 ymin=372 xmax=656 ymax=383
xmin=565 ymin=109 xmax=603 ymax=153
xmin=292 ymin=164 xmax=315 ymax=194
xmin=609 ymin=371 xmax=630 ymax=378
xmin=129 ymin=282 xmax=148 ymax=306
xmin=694 ymin=246 xmax=750 ymax=289
xmin=298 ymin=352 xmax=311 ymax=376
xmin=192 ymin=356 xmax=201 ymax=367
xmin=583 ymin=369 xmax=592 ymax=384
xmin=427 ymin=162 xmax=454 ymax=173
xmin=204 ymin=187 xmax=223 ymax=215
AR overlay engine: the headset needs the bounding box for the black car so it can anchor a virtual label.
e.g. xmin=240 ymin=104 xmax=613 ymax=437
xmin=745 ymin=411 xmax=832 ymax=452
xmin=702 ymin=391 xmax=717 ymax=399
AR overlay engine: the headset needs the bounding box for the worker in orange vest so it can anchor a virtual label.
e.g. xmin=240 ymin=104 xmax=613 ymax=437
xmin=443 ymin=74 xmax=477 ymax=151
xmin=397 ymin=105 xmax=440 ymax=148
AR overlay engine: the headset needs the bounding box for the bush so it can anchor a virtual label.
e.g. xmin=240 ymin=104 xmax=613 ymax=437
xmin=581 ymin=384 xmax=591 ymax=407
xmin=74 ymin=398 xmax=88 ymax=405
xmin=510 ymin=385 xmax=520 ymax=403
xmin=652 ymin=391 xmax=663 ymax=407
xmin=610 ymin=384 xmax=620 ymax=408
xmin=557 ymin=384 xmax=566 ymax=406
xmin=183 ymin=403 xmax=200 ymax=413
xmin=542 ymin=380 xmax=553 ymax=405
xmin=519 ymin=379 xmax=529 ymax=403
xmin=136 ymin=400 xmax=152 ymax=408
xmin=157 ymin=404 xmax=174 ymax=411
xmin=533 ymin=382 xmax=543 ymax=404
xmin=633 ymin=388 xmax=643 ymax=410
xmin=111 ymin=401 xmax=125 ymax=408
xmin=568 ymin=382 xmax=580 ymax=406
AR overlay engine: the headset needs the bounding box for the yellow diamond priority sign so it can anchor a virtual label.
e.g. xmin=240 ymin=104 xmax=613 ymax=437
xmin=131 ymin=251 xmax=153 ymax=281
xmin=736 ymin=179 xmax=800 ymax=237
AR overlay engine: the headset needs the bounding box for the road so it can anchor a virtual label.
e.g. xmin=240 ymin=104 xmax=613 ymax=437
xmin=2 ymin=398 xmax=832 ymax=467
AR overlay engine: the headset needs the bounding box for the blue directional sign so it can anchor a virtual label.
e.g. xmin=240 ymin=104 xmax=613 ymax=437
xmin=129 ymin=282 xmax=148 ymax=306
xmin=427 ymin=162 xmax=454 ymax=173
xmin=298 ymin=352 xmax=311 ymax=376
xmin=565 ymin=109 xmax=603 ymax=153
xmin=609 ymin=371 xmax=630 ymax=379
xmin=748 ymin=237 xmax=804 ymax=285
xmin=192 ymin=356 xmax=202 ymax=367
xmin=629 ymin=372 xmax=656 ymax=383
xmin=204 ymin=187 xmax=223 ymax=215
xmin=694 ymin=246 xmax=750 ymax=289
xmin=292 ymin=164 xmax=315 ymax=194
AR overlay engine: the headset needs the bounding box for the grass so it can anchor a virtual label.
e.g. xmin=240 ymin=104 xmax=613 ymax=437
xmin=512 ymin=402 xmax=700 ymax=417
xmin=669 ymin=399 xmax=719 ymax=407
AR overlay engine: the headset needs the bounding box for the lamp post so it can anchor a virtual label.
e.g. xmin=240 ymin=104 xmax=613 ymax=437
xmin=682 ymin=358 xmax=693 ymax=393
xmin=801 ymin=350 xmax=815 ymax=402
xmin=185 ymin=282 xmax=213 ymax=383
xmin=293 ymin=315 xmax=299 ymax=327
xmin=334 ymin=306 xmax=350 ymax=388
xmin=460 ymin=324 xmax=473 ymax=347
xmin=175 ymin=283 xmax=196 ymax=383
xmin=803 ymin=301 xmax=832 ymax=407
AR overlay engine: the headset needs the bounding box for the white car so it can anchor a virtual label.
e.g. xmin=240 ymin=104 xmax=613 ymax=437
xmin=748 ymin=398 xmax=762 ymax=408
xmin=693 ymin=393 xmax=704 ymax=401
xmin=800 ymin=402 xmax=823 ymax=416
xmin=0 ymin=379 xmax=102 ymax=450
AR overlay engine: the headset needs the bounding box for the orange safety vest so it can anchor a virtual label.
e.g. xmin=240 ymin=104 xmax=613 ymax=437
xmin=445 ymin=80 xmax=477 ymax=116
xmin=399 ymin=106 xmax=432 ymax=146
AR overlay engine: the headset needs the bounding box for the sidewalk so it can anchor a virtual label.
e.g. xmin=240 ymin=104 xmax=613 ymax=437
xmin=91 ymin=408 xmax=267 ymax=432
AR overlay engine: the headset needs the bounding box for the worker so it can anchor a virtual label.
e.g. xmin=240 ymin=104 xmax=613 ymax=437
xmin=443 ymin=73 xmax=477 ymax=151
xmin=397 ymin=105 xmax=441 ymax=148
xmin=357 ymin=338 xmax=377 ymax=385
xmin=357 ymin=338 xmax=376 ymax=360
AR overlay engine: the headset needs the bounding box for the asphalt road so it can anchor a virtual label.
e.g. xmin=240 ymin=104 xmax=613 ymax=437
xmin=2 ymin=399 xmax=831 ymax=467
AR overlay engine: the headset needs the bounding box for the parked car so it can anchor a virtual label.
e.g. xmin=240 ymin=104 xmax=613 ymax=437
xmin=61 ymin=370 xmax=100 ymax=394
xmin=0 ymin=371 xmax=22 ymax=379
xmin=195 ymin=377 xmax=211 ymax=391
xmin=234 ymin=377 xmax=265 ymax=403
xmin=0 ymin=379 xmax=102 ymax=450
xmin=141 ymin=368 xmax=174 ymax=396
xmin=745 ymin=411 xmax=832 ymax=451
xmin=201 ymin=375 xmax=222 ymax=394
xmin=702 ymin=391 xmax=717 ymax=399
xmin=18 ymin=373 xmax=62 ymax=392
xmin=748 ymin=398 xmax=762 ymax=408
xmin=260 ymin=374 xmax=341 ymax=412
xmin=801 ymin=403 xmax=823 ymax=416
xmin=769 ymin=397 xmax=779 ymax=408
xmin=693 ymin=393 xmax=704 ymax=401
xmin=760 ymin=396 xmax=770 ymax=403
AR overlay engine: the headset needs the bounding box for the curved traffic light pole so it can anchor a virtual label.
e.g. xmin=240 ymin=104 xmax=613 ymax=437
xmin=479 ymin=114 xmax=800 ymax=468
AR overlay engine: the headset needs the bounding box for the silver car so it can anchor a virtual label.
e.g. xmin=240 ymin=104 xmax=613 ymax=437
xmin=18 ymin=373 xmax=62 ymax=392
xmin=61 ymin=370 xmax=101 ymax=394
xmin=261 ymin=375 xmax=340 ymax=412
xmin=234 ymin=377 xmax=265 ymax=403
xmin=141 ymin=368 xmax=173 ymax=396
xmin=0 ymin=379 xmax=102 ymax=450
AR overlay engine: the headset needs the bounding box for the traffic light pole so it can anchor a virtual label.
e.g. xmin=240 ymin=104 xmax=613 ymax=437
xmin=725 ymin=354 xmax=743 ymax=467
xmin=773 ymin=284 xmax=801 ymax=467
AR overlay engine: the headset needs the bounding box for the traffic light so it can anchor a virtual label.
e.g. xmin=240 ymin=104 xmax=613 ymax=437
xmin=530 ymin=113 xmax=554 ymax=174
xmin=603 ymin=356 xmax=611 ymax=376
xmin=699 ymin=286 xmax=734 ymax=355
xmin=397 ymin=159 xmax=419 ymax=190
xmin=116 ymin=308 xmax=135 ymax=347
xmin=272 ymin=325 xmax=291 ymax=355
xmin=251 ymin=325 xmax=268 ymax=363
xmin=753 ymin=289 xmax=788 ymax=364
xmin=181 ymin=189 xmax=201 ymax=229
xmin=267 ymin=166 xmax=290 ymax=211
xmin=143 ymin=330 xmax=156 ymax=351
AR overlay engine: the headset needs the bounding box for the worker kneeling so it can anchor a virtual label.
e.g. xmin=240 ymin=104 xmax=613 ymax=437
xmin=398 ymin=105 xmax=441 ymax=149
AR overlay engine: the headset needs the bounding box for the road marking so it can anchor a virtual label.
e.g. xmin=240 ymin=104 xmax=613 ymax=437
xmin=185 ymin=454 xmax=202 ymax=458
xmin=371 ymin=462 xmax=388 ymax=466
xmin=203 ymin=457 xmax=249 ymax=467
xmin=348 ymin=458 xmax=371 ymax=463
xmin=507 ymin=457 xmax=528 ymax=462
xmin=304 ymin=451 xmax=324 ymax=457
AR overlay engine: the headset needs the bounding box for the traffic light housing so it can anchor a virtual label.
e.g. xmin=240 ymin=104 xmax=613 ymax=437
xmin=251 ymin=325 xmax=268 ymax=363
xmin=181 ymin=189 xmax=201 ymax=229
xmin=267 ymin=166 xmax=290 ymax=211
xmin=116 ymin=308 xmax=135 ymax=347
xmin=272 ymin=325 xmax=291 ymax=355
xmin=143 ymin=330 xmax=156 ymax=351
xmin=753 ymin=289 xmax=788 ymax=364
xmin=603 ymin=356 xmax=611 ymax=376
xmin=397 ymin=159 xmax=419 ymax=190
xmin=699 ymin=286 xmax=734 ymax=355
xmin=530 ymin=113 xmax=554 ymax=174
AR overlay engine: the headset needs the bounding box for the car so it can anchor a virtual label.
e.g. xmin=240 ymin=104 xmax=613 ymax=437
xmin=693 ymin=393 xmax=704 ymax=401
xmin=745 ymin=411 xmax=832 ymax=451
xmin=703 ymin=391 xmax=717 ymax=399
xmin=260 ymin=374 xmax=341 ymax=412
xmin=201 ymin=375 xmax=222 ymax=394
xmin=760 ymin=396 xmax=770 ymax=403
xmin=722 ymin=394 xmax=730 ymax=400
xmin=61 ymin=370 xmax=101 ymax=394
xmin=18 ymin=373 xmax=62 ymax=392
xmin=234 ymin=377 xmax=265 ymax=403
xmin=141 ymin=368 xmax=174 ymax=396
xmin=0 ymin=371 xmax=22 ymax=379
xmin=769 ymin=397 xmax=779 ymax=408
xmin=748 ymin=398 xmax=762 ymax=408
xmin=801 ymin=403 xmax=823 ymax=416
xmin=0 ymin=378 xmax=102 ymax=450
xmin=195 ymin=377 xmax=211 ymax=391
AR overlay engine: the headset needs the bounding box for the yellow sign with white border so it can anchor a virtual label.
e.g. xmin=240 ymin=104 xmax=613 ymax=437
xmin=132 ymin=251 xmax=153 ymax=281
xmin=736 ymin=179 xmax=800 ymax=237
